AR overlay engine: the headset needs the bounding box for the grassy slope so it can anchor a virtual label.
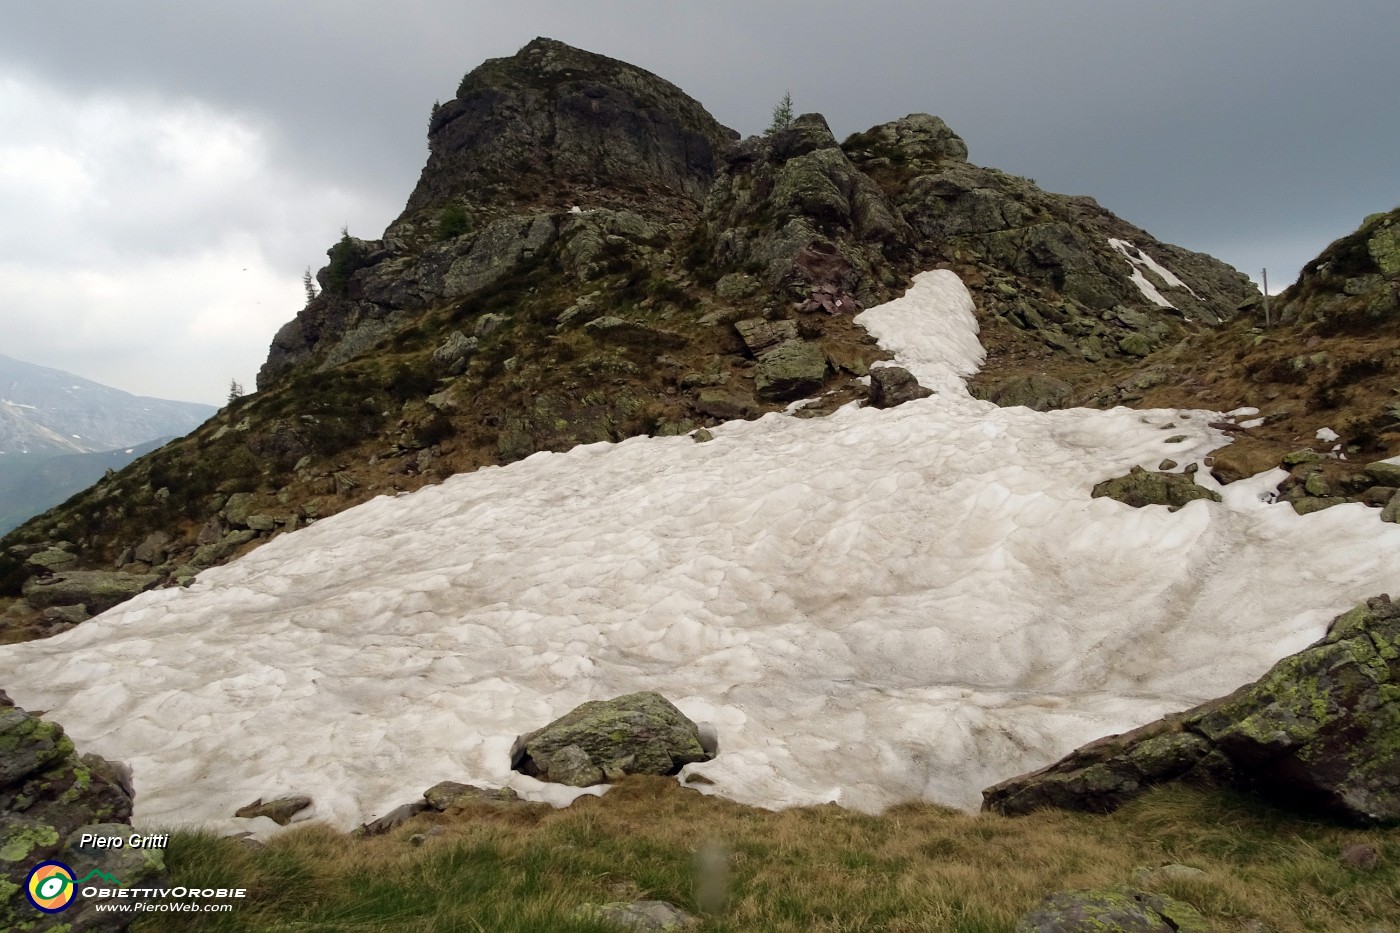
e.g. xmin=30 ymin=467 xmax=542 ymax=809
xmin=143 ymin=780 xmax=1398 ymax=933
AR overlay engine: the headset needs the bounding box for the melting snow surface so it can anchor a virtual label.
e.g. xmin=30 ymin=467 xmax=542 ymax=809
xmin=1317 ymin=427 xmax=1340 ymax=443
xmin=1107 ymin=238 xmax=1197 ymax=309
xmin=6 ymin=270 xmax=1400 ymax=836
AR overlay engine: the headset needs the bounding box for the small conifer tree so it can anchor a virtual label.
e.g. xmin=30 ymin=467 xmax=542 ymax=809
xmin=227 ymin=379 xmax=244 ymax=405
xmin=302 ymin=267 xmax=318 ymax=303
xmin=767 ymin=91 xmax=794 ymax=133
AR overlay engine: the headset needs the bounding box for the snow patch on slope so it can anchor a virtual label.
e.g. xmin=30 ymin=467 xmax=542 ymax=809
xmin=1108 ymin=238 xmax=1198 ymax=309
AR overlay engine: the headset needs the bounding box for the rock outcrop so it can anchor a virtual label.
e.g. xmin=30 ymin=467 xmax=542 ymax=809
xmin=1275 ymin=205 xmax=1400 ymax=333
xmin=512 ymin=692 xmax=715 ymax=787
xmin=983 ymin=595 xmax=1400 ymax=825
xmin=0 ymin=692 xmax=160 ymax=931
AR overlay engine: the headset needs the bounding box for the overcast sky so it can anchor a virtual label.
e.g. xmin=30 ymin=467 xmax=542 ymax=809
xmin=2 ymin=1 xmax=1396 ymax=404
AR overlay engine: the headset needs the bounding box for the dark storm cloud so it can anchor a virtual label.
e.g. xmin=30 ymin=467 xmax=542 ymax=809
xmin=6 ymin=1 xmax=1396 ymax=268
xmin=1 ymin=1 xmax=1396 ymax=399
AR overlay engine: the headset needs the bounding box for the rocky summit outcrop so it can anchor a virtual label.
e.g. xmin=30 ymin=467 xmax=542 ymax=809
xmin=512 ymin=692 xmax=715 ymax=787
xmin=1 ymin=691 xmax=161 ymax=931
xmin=0 ymin=38 xmax=1271 ymax=639
xmin=1275 ymin=205 xmax=1400 ymax=333
xmin=260 ymin=37 xmax=738 ymax=385
xmin=983 ymin=595 xmax=1400 ymax=825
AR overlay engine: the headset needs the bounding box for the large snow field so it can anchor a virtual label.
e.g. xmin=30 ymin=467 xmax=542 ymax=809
xmin=5 ymin=270 xmax=1400 ymax=835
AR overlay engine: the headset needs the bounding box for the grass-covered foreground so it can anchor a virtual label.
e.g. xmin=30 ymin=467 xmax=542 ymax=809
xmin=138 ymin=778 xmax=1398 ymax=932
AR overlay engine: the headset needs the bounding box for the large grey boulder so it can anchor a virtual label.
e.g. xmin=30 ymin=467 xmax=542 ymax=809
xmin=984 ymin=595 xmax=1400 ymax=825
xmin=513 ymin=691 xmax=714 ymax=786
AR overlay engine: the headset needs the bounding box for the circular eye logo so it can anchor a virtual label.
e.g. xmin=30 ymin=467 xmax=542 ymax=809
xmin=25 ymin=861 xmax=76 ymax=913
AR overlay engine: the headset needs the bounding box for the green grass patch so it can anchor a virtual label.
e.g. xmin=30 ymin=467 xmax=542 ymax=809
xmin=136 ymin=780 xmax=1400 ymax=933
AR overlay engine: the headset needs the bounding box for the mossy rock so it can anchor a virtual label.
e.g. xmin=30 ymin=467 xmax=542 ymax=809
xmin=986 ymin=373 xmax=1074 ymax=412
xmin=514 ymin=691 xmax=712 ymax=785
xmin=1188 ymin=595 xmax=1400 ymax=823
xmin=1091 ymin=466 xmax=1221 ymax=511
xmin=986 ymin=595 xmax=1400 ymax=825
xmin=1016 ymin=888 xmax=1212 ymax=932
xmin=753 ymin=339 xmax=828 ymax=401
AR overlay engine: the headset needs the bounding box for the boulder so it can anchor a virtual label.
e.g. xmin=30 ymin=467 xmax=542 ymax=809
xmin=984 ymin=595 xmax=1400 ymax=825
xmin=1363 ymin=461 xmax=1400 ymax=487
xmin=1091 ymin=466 xmax=1221 ymax=512
xmin=694 ymin=389 xmax=757 ymax=421
xmin=354 ymin=801 xmax=427 ymax=837
xmin=235 ymin=794 xmax=312 ymax=826
xmin=734 ymin=318 xmax=798 ymax=356
xmin=222 ymin=492 xmax=256 ymax=527
xmin=867 ymin=365 xmax=933 ymax=409
xmin=422 ymin=781 xmax=525 ymax=811
xmin=513 ymin=691 xmax=713 ymax=785
xmin=132 ymin=530 xmax=172 ymax=564
xmin=1016 ymin=889 xmax=1212 ymax=933
xmin=986 ymin=374 xmax=1075 ymax=412
xmin=753 ymin=339 xmax=828 ymax=401
xmin=432 ymin=331 xmax=479 ymax=374
xmin=21 ymin=570 xmax=161 ymax=614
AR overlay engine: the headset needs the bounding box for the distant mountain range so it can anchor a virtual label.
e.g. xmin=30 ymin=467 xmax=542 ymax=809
xmin=0 ymin=354 xmax=216 ymax=533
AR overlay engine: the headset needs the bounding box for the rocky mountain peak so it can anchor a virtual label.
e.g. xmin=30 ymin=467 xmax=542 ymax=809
xmin=395 ymin=37 xmax=737 ymax=236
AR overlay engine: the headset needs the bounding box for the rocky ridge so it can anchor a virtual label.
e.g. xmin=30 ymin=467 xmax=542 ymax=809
xmin=0 ymin=36 xmax=1342 ymax=645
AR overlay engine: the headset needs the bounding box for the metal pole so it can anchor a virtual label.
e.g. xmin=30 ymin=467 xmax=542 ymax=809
xmin=1262 ymin=268 xmax=1270 ymax=328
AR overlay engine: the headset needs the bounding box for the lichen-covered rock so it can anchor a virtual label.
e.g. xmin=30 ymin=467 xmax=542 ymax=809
xmin=985 ymin=595 xmax=1400 ymax=825
xmin=1190 ymin=596 xmax=1400 ymax=822
xmin=422 ymin=781 xmax=524 ymax=811
xmin=867 ymin=365 xmax=932 ymax=409
xmin=1276 ymin=206 xmax=1400 ymax=331
xmin=513 ymin=691 xmax=713 ymax=785
xmin=1091 ymin=466 xmax=1222 ymax=511
xmin=753 ymin=339 xmax=828 ymax=401
xmin=985 ymin=373 xmax=1074 ymax=411
xmin=1 ymin=703 xmax=140 ymax=932
xmin=1016 ymin=889 xmax=1212 ymax=933
xmin=543 ymin=744 xmax=604 ymax=787
xmin=20 ymin=570 xmax=161 ymax=614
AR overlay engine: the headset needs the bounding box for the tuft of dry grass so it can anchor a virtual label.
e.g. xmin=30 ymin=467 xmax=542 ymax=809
xmin=137 ymin=779 xmax=1399 ymax=932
